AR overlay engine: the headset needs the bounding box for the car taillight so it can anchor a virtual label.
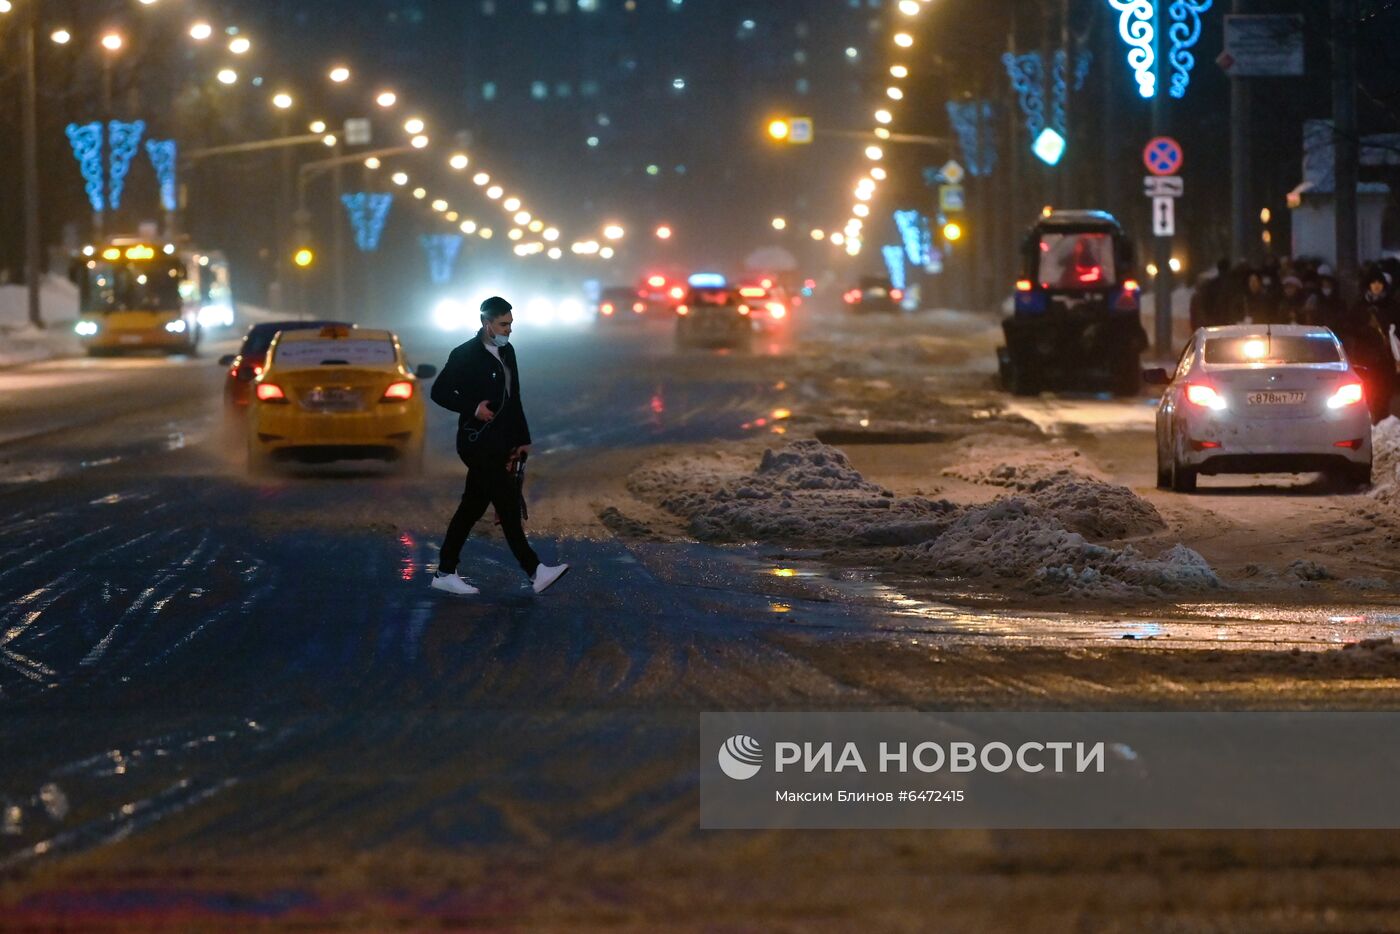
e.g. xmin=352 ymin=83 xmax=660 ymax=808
xmin=844 ymin=290 xmax=860 ymax=304
xmin=601 ymin=302 xmax=615 ymax=315
xmin=256 ymin=383 xmax=287 ymax=403
xmin=1015 ymin=279 xmax=1034 ymax=292
xmin=633 ymin=302 xmax=646 ymax=313
xmin=1122 ymin=278 xmax=1140 ymax=292
xmin=670 ymin=286 xmax=684 ymax=300
xmin=382 ymin=381 xmax=414 ymax=402
xmin=738 ymin=304 xmax=751 ymax=315
xmin=677 ymin=305 xmax=689 ymax=316
xmin=890 ymin=289 xmax=904 ymax=301
xmin=1328 ymin=381 xmax=1365 ymax=409
xmin=768 ymin=302 xmax=787 ymax=320
xmin=1185 ymin=383 xmax=1227 ymax=411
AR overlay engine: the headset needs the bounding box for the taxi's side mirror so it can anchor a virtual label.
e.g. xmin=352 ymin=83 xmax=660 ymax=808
xmin=218 ymin=354 xmax=236 ymax=367
xmin=1142 ymin=367 xmax=1171 ymax=386
xmin=415 ymin=364 xmax=438 ymax=380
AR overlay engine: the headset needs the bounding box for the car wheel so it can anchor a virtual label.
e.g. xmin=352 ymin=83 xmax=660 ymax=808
xmin=1170 ymin=453 xmax=1197 ymax=493
xmin=247 ymin=437 xmax=272 ymax=477
xmin=1330 ymin=462 xmax=1372 ymax=492
xmin=1007 ymin=360 xmax=1041 ymax=396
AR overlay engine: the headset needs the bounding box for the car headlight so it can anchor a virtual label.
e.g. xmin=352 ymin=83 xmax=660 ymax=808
xmin=74 ymin=320 xmax=99 ymax=337
xmin=164 ymin=319 xmax=187 ymax=334
xmin=557 ymin=298 xmax=585 ymax=325
xmin=525 ymin=297 xmax=556 ymax=327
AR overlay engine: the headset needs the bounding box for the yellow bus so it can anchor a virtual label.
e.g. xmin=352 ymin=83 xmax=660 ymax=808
xmin=70 ymin=238 xmax=229 ymax=356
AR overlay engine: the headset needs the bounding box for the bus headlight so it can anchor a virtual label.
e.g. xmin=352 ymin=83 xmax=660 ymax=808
xmin=164 ymin=319 xmax=188 ymax=334
xmin=74 ymin=320 xmax=99 ymax=337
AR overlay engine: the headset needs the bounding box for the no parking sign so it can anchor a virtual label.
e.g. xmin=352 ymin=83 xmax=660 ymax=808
xmin=1143 ymin=137 xmax=1184 ymax=176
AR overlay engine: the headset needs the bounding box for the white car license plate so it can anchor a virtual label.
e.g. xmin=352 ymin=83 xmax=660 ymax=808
xmin=1247 ymin=390 xmax=1306 ymax=406
xmin=305 ymin=388 xmax=359 ymax=409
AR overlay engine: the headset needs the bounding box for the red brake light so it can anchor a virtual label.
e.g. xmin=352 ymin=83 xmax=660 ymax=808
xmin=1123 ymin=278 xmax=1140 ymax=292
xmin=382 ymin=381 xmax=414 ymax=401
xmin=601 ymin=302 xmax=615 ymax=315
xmin=676 ymin=304 xmax=689 ymax=316
xmin=670 ymin=286 xmax=684 ymax=299
xmin=1016 ymin=279 xmax=1034 ymax=292
xmin=890 ymin=289 xmax=904 ymax=301
xmin=1328 ymin=381 xmax=1365 ymax=409
xmin=1185 ymin=383 xmax=1226 ymax=410
xmin=256 ymin=383 xmax=287 ymax=403
xmin=738 ymin=304 xmax=751 ymax=316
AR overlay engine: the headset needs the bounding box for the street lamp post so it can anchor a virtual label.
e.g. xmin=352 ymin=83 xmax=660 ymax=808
xmin=20 ymin=0 xmax=43 ymax=327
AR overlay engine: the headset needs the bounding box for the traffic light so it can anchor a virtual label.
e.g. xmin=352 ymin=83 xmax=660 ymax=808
xmin=766 ymin=117 xmax=813 ymax=144
xmin=767 ymin=118 xmax=791 ymax=141
xmin=943 ymin=222 xmax=963 ymax=243
xmin=293 ymin=247 xmax=315 ymax=268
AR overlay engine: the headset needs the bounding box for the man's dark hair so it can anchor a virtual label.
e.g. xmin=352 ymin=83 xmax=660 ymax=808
xmin=480 ymin=296 xmax=513 ymax=319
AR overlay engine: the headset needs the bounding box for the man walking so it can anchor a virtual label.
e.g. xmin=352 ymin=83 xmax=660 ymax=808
xmin=429 ymin=296 xmax=569 ymax=595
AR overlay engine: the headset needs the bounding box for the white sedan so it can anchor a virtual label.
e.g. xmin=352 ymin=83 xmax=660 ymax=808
xmin=1151 ymin=325 xmax=1372 ymax=492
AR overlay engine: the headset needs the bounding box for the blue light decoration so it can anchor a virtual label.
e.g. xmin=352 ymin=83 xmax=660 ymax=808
xmin=1074 ymin=50 xmax=1094 ymax=91
xmin=1033 ymin=128 xmax=1068 ymax=166
xmin=106 ymin=120 xmax=146 ymax=210
xmin=1000 ymin=52 xmax=1045 ymax=138
xmin=421 ymin=233 xmax=463 ymax=285
xmin=145 ymin=139 xmax=178 ymax=212
xmin=1167 ymin=0 xmax=1213 ymax=99
xmin=945 ymin=100 xmax=998 ymax=177
xmin=1107 ymin=0 xmax=1157 ymax=98
xmin=65 ymin=122 xmax=105 ymax=212
xmin=341 ymin=192 xmax=395 ymax=252
xmin=1052 ymin=50 xmax=1069 ymax=136
xmin=893 ymin=210 xmax=930 ymax=266
xmin=881 ymin=245 xmax=907 ymax=292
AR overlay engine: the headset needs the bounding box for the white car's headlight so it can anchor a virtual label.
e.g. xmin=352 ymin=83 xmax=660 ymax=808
xmin=557 ymin=298 xmax=586 ymax=325
xmin=164 ymin=319 xmax=187 ymax=334
xmin=525 ymin=297 xmax=556 ymax=327
xmin=74 ymin=320 xmax=99 ymax=337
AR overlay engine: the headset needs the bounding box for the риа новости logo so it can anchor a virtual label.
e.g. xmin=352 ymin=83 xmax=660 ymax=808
xmin=718 ymin=735 xmax=763 ymax=780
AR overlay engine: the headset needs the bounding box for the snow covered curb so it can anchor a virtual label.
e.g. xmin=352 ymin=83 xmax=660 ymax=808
xmin=630 ymin=439 xmax=1219 ymax=599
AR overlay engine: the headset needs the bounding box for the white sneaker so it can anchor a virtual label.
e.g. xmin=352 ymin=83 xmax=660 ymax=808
xmin=532 ymin=563 xmax=570 ymax=594
xmin=431 ymin=572 xmax=480 ymax=596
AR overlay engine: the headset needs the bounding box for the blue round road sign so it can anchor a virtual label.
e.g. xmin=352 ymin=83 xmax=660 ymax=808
xmin=1143 ymin=137 xmax=1184 ymax=176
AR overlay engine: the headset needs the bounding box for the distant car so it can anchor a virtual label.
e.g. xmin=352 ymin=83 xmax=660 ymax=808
xmin=220 ymin=320 xmax=353 ymax=414
xmin=675 ymin=285 xmax=753 ymax=349
xmin=843 ymin=276 xmax=902 ymax=313
xmin=1150 ymin=325 xmax=1372 ymax=492
xmin=596 ymin=286 xmax=648 ymax=322
xmin=245 ymin=325 xmax=436 ymax=475
xmin=735 ymin=281 xmax=794 ymax=332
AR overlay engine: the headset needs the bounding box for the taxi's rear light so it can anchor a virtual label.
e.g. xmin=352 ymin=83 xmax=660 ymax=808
xmin=382 ymin=381 xmax=414 ymax=401
xmin=256 ymin=383 xmax=287 ymax=403
xmin=1335 ymin=438 xmax=1364 ymax=450
xmin=676 ymin=304 xmax=689 ymax=316
xmin=1328 ymin=381 xmax=1365 ymax=409
xmin=1185 ymin=383 xmax=1227 ymax=410
xmin=1123 ymin=278 xmax=1140 ymax=292
xmin=1015 ymin=279 xmax=1034 ymax=292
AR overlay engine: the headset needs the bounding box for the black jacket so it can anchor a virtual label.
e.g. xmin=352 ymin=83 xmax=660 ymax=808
xmin=430 ymin=331 xmax=531 ymax=454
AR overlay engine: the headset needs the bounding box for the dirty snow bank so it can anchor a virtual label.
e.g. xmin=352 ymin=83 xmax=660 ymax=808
xmin=632 ymin=440 xmax=1214 ymax=598
xmin=941 ymin=435 xmax=1101 ymax=488
xmin=1370 ymin=416 xmax=1400 ymax=510
xmin=630 ymin=441 xmax=954 ymax=546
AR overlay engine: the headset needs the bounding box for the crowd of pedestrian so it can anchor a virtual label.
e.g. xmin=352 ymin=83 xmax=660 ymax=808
xmin=1190 ymin=256 xmax=1400 ymax=421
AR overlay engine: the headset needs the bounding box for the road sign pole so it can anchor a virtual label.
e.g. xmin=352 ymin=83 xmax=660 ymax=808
xmin=1152 ymin=29 xmax=1174 ymax=358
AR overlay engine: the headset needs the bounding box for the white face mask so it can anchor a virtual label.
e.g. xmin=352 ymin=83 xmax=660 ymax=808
xmin=482 ymin=320 xmax=509 ymax=348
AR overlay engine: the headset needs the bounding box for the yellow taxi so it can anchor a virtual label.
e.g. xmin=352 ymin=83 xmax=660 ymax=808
xmin=246 ymin=325 xmax=437 ymax=475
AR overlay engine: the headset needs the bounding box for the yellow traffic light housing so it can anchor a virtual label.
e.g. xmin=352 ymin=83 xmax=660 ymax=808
xmin=943 ymin=222 xmax=963 ymax=242
xmin=293 ymin=247 xmax=315 ymax=268
xmin=767 ymin=118 xmax=791 ymax=141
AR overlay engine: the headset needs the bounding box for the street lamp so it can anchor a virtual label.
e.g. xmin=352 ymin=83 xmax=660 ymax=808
xmin=189 ymin=21 xmax=212 ymax=41
xmin=893 ymin=32 xmax=913 ymax=48
xmin=376 ymin=91 xmax=397 ymax=108
xmin=50 ymin=29 xmax=71 ymax=44
xmin=228 ymin=36 xmax=251 ymax=55
xmin=503 ymin=196 xmax=521 ymax=211
xmin=328 ymin=66 xmax=351 ymax=83
xmin=404 ymin=117 xmax=425 ymax=134
xmin=410 ymin=135 xmax=429 ymax=149
xmin=603 ymin=224 xmax=625 ymax=240
xmin=100 ymin=31 xmax=124 ymax=51
xmin=473 ymin=172 xmax=490 ymax=186
xmin=272 ymin=92 xmax=294 ymax=110
xmin=449 ymin=153 xmax=469 ymax=170
xmin=771 ymin=217 xmax=787 ymax=231
xmin=217 ymin=69 xmax=238 ymax=85
xmin=655 ymin=225 xmax=672 ymax=240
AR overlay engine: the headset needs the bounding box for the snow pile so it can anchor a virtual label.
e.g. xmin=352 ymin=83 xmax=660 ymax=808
xmin=941 ymin=435 xmax=1099 ymax=489
xmin=0 ymin=277 xmax=82 ymax=367
xmin=898 ymin=494 xmax=1214 ymax=599
xmin=632 ymin=440 xmax=1210 ymax=597
xmin=635 ymin=440 xmax=955 ymax=546
xmin=1369 ymin=416 xmax=1400 ymax=509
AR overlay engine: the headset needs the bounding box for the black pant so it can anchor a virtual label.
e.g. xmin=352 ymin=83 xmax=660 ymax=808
xmin=439 ymin=449 xmax=539 ymax=578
